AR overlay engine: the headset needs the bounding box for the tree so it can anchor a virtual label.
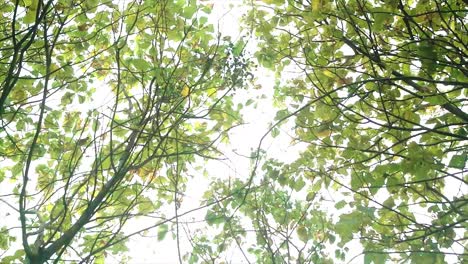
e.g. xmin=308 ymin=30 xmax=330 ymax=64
xmin=192 ymin=0 xmax=467 ymax=263
xmin=1 ymin=0 xmax=467 ymax=263
xmin=0 ymin=0 xmax=250 ymax=263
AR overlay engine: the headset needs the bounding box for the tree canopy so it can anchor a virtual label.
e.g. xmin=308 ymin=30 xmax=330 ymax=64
xmin=0 ymin=0 xmax=467 ymax=263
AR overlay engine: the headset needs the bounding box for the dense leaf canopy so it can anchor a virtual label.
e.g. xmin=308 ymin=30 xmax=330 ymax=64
xmin=0 ymin=0 xmax=466 ymax=263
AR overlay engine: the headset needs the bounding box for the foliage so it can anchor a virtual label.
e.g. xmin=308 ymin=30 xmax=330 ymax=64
xmin=194 ymin=0 xmax=467 ymax=263
xmin=0 ymin=0 xmax=467 ymax=263
xmin=0 ymin=0 xmax=250 ymax=263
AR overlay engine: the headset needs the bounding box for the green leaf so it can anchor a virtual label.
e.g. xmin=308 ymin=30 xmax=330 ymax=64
xmin=183 ymin=4 xmax=197 ymax=18
xmin=293 ymin=177 xmax=305 ymax=191
xmin=306 ymin=191 xmax=316 ymax=201
xmin=335 ymin=212 xmax=362 ymax=245
xmin=297 ymin=226 xmax=308 ymax=242
xmin=61 ymin=91 xmax=75 ymax=106
xmin=335 ymin=200 xmax=346 ymax=209
xmin=350 ymin=174 xmax=363 ymax=190
xmin=205 ymin=209 xmax=225 ymax=226
xmin=449 ymin=154 xmax=466 ymax=169
xmin=382 ymin=197 xmax=395 ymax=209
xmin=364 ymin=252 xmax=387 ymax=264
xmin=315 ymin=102 xmax=337 ymax=122
xmin=138 ymin=197 xmax=154 ymax=213
xmin=424 ymin=94 xmax=446 ymax=105
xmin=410 ymin=252 xmax=442 ymax=263
xmin=23 ymin=10 xmax=36 ymax=24
xmin=271 ymin=127 xmax=280 ymax=138
xmin=157 ymin=224 xmax=169 ymax=241
xmin=131 ymin=58 xmax=151 ymax=71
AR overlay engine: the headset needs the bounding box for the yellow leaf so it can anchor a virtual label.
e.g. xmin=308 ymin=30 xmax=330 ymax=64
xmin=323 ymin=70 xmax=334 ymax=78
xmin=315 ymin=129 xmax=331 ymax=138
xmin=181 ymin=85 xmax=190 ymax=97
xmin=206 ymin=87 xmax=217 ymax=97
xmin=314 ymin=231 xmax=325 ymax=240
xmin=312 ymin=0 xmax=320 ymax=11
